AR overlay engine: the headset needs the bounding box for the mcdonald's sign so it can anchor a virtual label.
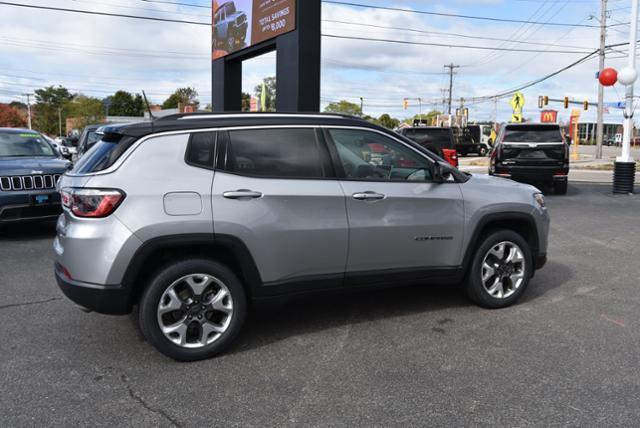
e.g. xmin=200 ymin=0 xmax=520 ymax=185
xmin=540 ymin=110 xmax=558 ymax=123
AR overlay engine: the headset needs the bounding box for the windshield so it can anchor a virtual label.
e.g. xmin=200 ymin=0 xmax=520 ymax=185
xmin=504 ymin=125 xmax=563 ymax=143
xmin=0 ymin=131 xmax=55 ymax=157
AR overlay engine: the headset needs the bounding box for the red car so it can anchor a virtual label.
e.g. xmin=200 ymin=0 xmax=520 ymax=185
xmin=397 ymin=127 xmax=459 ymax=168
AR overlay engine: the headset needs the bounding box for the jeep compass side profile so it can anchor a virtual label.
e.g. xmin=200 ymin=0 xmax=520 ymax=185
xmin=54 ymin=113 xmax=549 ymax=361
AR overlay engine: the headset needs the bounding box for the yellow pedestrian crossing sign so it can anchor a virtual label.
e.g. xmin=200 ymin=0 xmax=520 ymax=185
xmin=511 ymin=113 xmax=523 ymax=123
xmin=510 ymin=92 xmax=525 ymax=112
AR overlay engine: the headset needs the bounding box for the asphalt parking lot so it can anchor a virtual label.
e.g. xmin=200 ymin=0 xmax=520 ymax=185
xmin=1 ymin=182 xmax=639 ymax=427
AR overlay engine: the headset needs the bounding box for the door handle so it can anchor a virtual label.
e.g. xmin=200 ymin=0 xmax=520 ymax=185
xmin=223 ymin=190 xmax=263 ymax=199
xmin=352 ymin=192 xmax=385 ymax=201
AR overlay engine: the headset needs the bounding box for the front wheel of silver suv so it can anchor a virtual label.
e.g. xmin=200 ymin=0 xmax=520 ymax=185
xmin=139 ymin=259 xmax=247 ymax=361
xmin=466 ymin=230 xmax=532 ymax=309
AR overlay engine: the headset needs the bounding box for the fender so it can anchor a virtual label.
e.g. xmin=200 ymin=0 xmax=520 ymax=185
xmin=461 ymin=211 xmax=540 ymax=273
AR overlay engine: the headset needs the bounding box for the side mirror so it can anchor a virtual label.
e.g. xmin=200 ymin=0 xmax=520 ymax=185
xmin=433 ymin=160 xmax=452 ymax=183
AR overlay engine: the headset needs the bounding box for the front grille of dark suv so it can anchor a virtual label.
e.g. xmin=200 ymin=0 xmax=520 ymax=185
xmin=0 ymin=174 xmax=62 ymax=191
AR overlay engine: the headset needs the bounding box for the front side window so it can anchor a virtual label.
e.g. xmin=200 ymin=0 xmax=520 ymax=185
xmin=0 ymin=131 xmax=55 ymax=157
xmin=328 ymin=129 xmax=432 ymax=181
xmin=226 ymin=128 xmax=324 ymax=178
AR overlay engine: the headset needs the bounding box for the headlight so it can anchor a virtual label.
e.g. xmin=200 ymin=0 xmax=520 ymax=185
xmin=534 ymin=193 xmax=546 ymax=208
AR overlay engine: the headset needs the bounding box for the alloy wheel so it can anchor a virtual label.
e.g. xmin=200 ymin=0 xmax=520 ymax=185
xmin=480 ymin=241 xmax=526 ymax=299
xmin=156 ymin=273 xmax=233 ymax=348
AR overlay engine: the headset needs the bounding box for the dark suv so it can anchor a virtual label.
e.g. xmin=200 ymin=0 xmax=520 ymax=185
xmin=397 ymin=127 xmax=458 ymax=167
xmin=0 ymin=128 xmax=70 ymax=223
xmin=490 ymin=123 xmax=569 ymax=194
xmin=213 ymin=2 xmax=249 ymax=53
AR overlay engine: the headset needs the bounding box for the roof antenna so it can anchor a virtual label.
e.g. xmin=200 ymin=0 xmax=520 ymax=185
xmin=142 ymin=90 xmax=155 ymax=131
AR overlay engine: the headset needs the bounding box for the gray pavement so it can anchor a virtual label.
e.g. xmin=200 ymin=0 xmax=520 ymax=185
xmin=1 ymin=183 xmax=640 ymax=427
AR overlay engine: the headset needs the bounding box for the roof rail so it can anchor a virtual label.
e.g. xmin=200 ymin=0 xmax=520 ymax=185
xmin=155 ymin=112 xmax=366 ymax=122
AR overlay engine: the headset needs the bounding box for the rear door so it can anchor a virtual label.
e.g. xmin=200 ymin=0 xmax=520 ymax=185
xmin=324 ymin=127 xmax=465 ymax=280
xmin=501 ymin=125 xmax=566 ymax=167
xmin=211 ymin=127 xmax=348 ymax=288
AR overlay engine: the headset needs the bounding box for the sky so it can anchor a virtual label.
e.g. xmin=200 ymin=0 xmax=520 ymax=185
xmin=0 ymin=0 xmax=637 ymax=125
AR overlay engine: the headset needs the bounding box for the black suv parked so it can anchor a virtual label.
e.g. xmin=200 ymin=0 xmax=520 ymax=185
xmin=0 ymin=128 xmax=71 ymax=222
xmin=490 ymin=123 xmax=569 ymax=194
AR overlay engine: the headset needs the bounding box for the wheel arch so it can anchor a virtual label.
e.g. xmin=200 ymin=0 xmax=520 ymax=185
xmin=462 ymin=212 xmax=539 ymax=274
xmin=121 ymin=234 xmax=263 ymax=308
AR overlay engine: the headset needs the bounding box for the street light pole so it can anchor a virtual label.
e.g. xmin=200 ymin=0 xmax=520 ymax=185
xmin=359 ymin=97 xmax=364 ymax=117
xmin=613 ymin=0 xmax=638 ymax=194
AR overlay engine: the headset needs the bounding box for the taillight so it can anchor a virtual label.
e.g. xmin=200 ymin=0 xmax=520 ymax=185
xmin=61 ymin=188 xmax=125 ymax=218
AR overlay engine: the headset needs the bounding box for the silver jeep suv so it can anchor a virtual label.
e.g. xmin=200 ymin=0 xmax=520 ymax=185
xmin=54 ymin=113 xmax=549 ymax=361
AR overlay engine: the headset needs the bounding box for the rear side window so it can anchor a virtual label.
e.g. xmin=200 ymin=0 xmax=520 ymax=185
xmin=504 ymin=126 xmax=563 ymax=143
xmin=226 ymin=129 xmax=324 ymax=178
xmin=186 ymin=132 xmax=215 ymax=169
xmin=73 ymin=136 xmax=135 ymax=174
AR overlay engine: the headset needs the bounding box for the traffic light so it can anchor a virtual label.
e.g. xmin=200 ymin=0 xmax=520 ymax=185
xmin=543 ymin=96 xmax=549 ymax=106
xmin=463 ymin=108 xmax=469 ymax=117
xmin=538 ymin=96 xmax=543 ymax=109
xmin=403 ymin=99 xmax=409 ymax=110
xmin=584 ymin=100 xmax=589 ymax=110
xmin=564 ymin=97 xmax=569 ymax=109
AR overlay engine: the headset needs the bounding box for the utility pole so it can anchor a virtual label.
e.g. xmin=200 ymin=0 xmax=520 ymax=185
xmin=22 ymin=93 xmax=33 ymax=130
xmin=493 ymin=97 xmax=498 ymax=123
xmin=595 ymin=0 xmax=608 ymax=159
xmin=58 ymin=108 xmax=62 ymax=138
xmin=444 ymin=63 xmax=460 ymax=115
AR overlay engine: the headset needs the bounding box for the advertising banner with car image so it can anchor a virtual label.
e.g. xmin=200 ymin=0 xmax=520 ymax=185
xmin=212 ymin=0 xmax=296 ymax=59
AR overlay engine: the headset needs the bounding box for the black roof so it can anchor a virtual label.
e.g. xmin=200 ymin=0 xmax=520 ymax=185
xmin=0 ymin=127 xmax=42 ymax=134
xmin=102 ymin=112 xmax=377 ymax=139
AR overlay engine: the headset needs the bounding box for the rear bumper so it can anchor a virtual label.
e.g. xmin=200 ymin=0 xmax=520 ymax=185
xmin=55 ymin=264 xmax=132 ymax=315
xmin=494 ymin=166 xmax=568 ymax=182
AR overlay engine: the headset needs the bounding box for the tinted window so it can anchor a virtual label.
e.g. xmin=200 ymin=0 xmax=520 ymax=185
xmin=186 ymin=132 xmax=215 ymax=168
xmin=73 ymin=136 xmax=135 ymax=173
xmin=329 ymin=129 xmax=432 ymax=181
xmin=403 ymin=129 xmax=453 ymax=149
xmin=504 ymin=125 xmax=563 ymax=142
xmin=227 ymin=129 xmax=324 ymax=178
xmin=0 ymin=131 xmax=55 ymax=157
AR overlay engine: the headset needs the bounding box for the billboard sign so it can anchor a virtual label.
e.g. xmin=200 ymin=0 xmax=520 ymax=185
xmin=212 ymin=0 xmax=296 ymax=59
xmin=540 ymin=110 xmax=558 ymax=123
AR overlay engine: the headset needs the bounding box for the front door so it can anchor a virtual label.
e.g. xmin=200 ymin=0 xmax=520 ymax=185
xmin=212 ymin=128 xmax=348 ymax=288
xmin=325 ymin=127 xmax=465 ymax=277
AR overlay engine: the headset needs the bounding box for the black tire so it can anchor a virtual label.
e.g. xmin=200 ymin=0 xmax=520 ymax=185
xmin=139 ymin=259 xmax=247 ymax=361
xmin=466 ymin=230 xmax=532 ymax=309
xmin=478 ymin=145 xmax=488 ymax=157
xmin=554 ymin=180 xmax=568 ymax=195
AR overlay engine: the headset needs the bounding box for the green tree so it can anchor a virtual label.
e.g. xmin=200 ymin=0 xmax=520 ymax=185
xmin=33 ymin=86 xmax=73 ymax=135
xmin=324 ymin=100 xmax=362 ymax=116
xmin=404 ymin=110 xmax=442 ymax=126
xmin=67 ymin=95 xmax=105 ymax=129
xmin=253 ymin=77 xmax=276 ymax=111
xmin=241 ymin=92 xmax=251 ymax=112
xmin=162 ymin=87 xmax=199 ymax=110
xmin=104 ymin=91 xmax=144 ymax=116
xmin=376 ymin=113 xmax=400 ymax=129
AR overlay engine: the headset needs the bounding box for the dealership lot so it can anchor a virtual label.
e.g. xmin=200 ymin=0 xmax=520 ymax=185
xmin=1 ymin=182 xmax=639 ymax=426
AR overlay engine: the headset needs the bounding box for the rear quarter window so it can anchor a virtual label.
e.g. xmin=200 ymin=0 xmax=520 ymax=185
xmin=73 ymin=136 xmax=136 ymax=173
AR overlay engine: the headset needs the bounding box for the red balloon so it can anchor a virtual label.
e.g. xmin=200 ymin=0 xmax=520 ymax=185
xmin=599 ymin=68 xmax=618 ymax=86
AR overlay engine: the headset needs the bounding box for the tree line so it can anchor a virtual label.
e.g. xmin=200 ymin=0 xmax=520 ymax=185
xmin=0 ymin=86 xmax=199 ymax=135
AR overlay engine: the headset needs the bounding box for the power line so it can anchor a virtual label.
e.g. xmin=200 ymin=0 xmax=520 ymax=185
xmin=0 ymin=1 xmax=211 ymax=25
xmin=322 ymin=34 xmax=596 ymax=54
xmin=322 ymin=0 xmax=600 ymax=27
xmin=322 ymin=19 xmax=596 ymax=50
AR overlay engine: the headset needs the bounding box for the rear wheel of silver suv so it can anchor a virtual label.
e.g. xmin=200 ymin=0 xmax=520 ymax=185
xmin=466 ymin=230 xmax=532 ymax=309
xmin=139 ymin=259 xmax=246 ymax=361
